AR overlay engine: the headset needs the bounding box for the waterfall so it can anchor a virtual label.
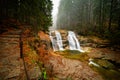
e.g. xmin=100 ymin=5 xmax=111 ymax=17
xmin=67 ymin=31 xmax=84 ymax=52
xmin=50 ymin=37 xmax=57 ymax=51
xmin=55 ymin=31 xmax=64 ymax=51
xmin=50 ymin=30 xmax=84 ymax=52
xmin=49 ymin=30 xmax=64 ymax=51
xmin=67 ymin=31 xmax=76 ymax=50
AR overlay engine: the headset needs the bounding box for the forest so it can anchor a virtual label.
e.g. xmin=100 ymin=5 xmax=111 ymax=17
xmin=57 ymin=0 xmax=120 ymax=45
xmin=0 ymin=0 xmax=52 ymax=32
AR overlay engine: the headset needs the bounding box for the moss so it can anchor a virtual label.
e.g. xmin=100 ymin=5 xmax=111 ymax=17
xmin=92 ymin=59 xmax=115 ymax=69
xmin=56 ymin=50 xmax=89 ymax=61
xmin=91 ymin=66 xmax=120 ymax=80
xmin=90 ymin=59 xmax=120 ymax=80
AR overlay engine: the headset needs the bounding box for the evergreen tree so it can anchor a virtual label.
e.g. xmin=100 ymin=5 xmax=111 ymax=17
xmin=0 ymin=0 xmax=53 ymax=32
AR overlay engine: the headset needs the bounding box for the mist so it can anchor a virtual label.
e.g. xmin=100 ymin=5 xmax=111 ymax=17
xmin=56 ymin=0 xmax=120 ymax=37
xmin=51 ymin=0 xmax=61 ymax=29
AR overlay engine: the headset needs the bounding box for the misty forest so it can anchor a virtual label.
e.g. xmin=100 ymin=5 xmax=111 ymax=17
xmin=0 ymin=0 xmax=120 ymax=80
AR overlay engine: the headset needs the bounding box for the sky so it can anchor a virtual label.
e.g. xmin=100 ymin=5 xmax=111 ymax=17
xmin=51 ymin=0 xmax=61 ymax=28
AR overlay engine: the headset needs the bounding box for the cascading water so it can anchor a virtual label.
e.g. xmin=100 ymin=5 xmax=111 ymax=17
xmin=55 ymin=31 xmax=64 ymax=51
xmin=67 ymin=31 xmax=76 ymax=50
xmin=49 ymin=30 xmax=64 ymax=51
xmin=67 ymin=31 xmax=84 ymax=52
xmin=50 ymin=30 xmax=84 ymax=52
xmin=67 ymin=31 xmax=77 ymax=50
xmin=49 ymin=31 xmax=58 ymax=51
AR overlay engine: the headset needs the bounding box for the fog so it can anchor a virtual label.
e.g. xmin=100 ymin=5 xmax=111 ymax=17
xmin=56 ymin=0 xmax=120 ymax=37
xmin=51 ymin=0 xmax=61 ymax=29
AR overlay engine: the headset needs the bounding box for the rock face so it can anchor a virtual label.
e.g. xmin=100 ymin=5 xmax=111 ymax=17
xmin=47 ymin=54 xmax=103 ymax=80
xmin=0 ymin=30 xmax=22 ymax=80
xmin=60 ymin=30 xmax=69 ymax=49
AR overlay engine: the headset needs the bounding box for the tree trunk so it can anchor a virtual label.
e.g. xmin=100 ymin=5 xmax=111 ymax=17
xmin=108 ymin=0 xmax=113 ymax=32
xmin=118 ymin=15 xmax=120 ymax=30
xmin=99 ymin=0 xmax=103 ymax=34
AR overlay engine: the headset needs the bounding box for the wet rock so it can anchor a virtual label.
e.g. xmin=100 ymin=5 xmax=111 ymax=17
xmin=50 ymin=31 xmax=56 ymax=36
xmin=48 ymin=55 xmax=103 ymax=80
xmin=0 ymin=66 xmax=11 ymax=73
xmin=59 ymin=30 xmax=68 ymax=35
xmin=5 ymin=67 xmax=20 ymax=79
xmin=0 ymin=30 xmax=21 ymax=80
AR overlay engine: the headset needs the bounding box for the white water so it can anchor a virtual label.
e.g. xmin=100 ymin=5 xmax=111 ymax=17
xmin=50 ymin=30 xmax=84 ymax=52
xmin=50 ymin=31 xmax=57 ymax=51
xmin=68 ymin=31 xmax=84 ymax=52
xmin=49 ymin=30 xmax=64 ymax=51
xmin=89 ymin=58 xmax=100 ymax=67
xmin=55 ymin=31 xmax=64 ymax=50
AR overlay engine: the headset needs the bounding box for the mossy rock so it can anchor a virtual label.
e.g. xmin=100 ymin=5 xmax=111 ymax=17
xmin=56 ymin=50 xmax=89 ymax=61
xmin=90 ymin=58 xmax=120 ymax=80
xmin=93 ymin=59 xmax=115 ymax=69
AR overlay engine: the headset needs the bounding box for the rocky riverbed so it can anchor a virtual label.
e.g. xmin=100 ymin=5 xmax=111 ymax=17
xmin=0 ymin=29 xmax=120 ymax=80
